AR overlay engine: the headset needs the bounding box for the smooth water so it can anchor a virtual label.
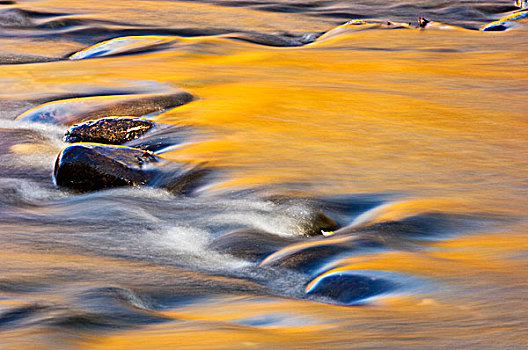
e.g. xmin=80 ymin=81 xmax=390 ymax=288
xmin=1 ymin=0 xmax=527 ymax=348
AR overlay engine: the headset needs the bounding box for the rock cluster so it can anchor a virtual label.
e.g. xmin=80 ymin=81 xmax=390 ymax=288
xmin=54 ymin=116 xmax=206 ymax=194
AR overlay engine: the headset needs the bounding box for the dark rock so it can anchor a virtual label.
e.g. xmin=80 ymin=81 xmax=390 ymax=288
xmin=54 ymin=144 xmax=159 ymax=192
xmin=53 ymin=143 xmax=206 ymax=193
xmin=305 ymin=272 xmax=394 ymax=305
xmin=208 ymin=229 xmax=299 ymax=262
xmin=64 ymin=117 xmax=155 ymax=145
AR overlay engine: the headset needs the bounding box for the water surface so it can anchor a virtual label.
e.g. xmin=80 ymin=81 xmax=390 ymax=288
xmin=1 ymin=0 xmax=527 ymax=348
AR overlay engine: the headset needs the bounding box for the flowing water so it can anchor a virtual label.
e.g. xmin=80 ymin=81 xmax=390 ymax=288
xmin=1 ymin=0 xmax=528 ymax=348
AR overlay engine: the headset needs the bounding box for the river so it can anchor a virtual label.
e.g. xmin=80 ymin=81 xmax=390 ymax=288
xmin=1 ymin=0 xmax=527 ymax=348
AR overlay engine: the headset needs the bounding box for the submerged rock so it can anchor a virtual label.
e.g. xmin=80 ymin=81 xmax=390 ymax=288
xmin=64 ymin=117 xmax=155 ymax=145
xmin=267 ymin=196 xmax=339 ymax=236
xmin=54 ymin=143 xmax=206 ymax=193
xmin=208 ymin=229 xmax=298 ymax=262
xmin=15 ymin=91 xmax=193 ymax=125
xmin=299 ymin=211 xmax=338 ymax=237
xmin=69 ymin=35 xmax=181 ymax=60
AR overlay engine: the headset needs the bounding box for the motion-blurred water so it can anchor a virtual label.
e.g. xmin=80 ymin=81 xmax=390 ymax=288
xmin=1 ymin=0 xmax=527 ymax=348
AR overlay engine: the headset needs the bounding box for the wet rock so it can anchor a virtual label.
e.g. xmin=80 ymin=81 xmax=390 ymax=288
xmin=54 ymin=144 xmax=159 ymax=192
xmin=53 ymin=143 xmax=206 ymax=193
xmin=208 ymin=229 xmax=298 ymax=262
xmin=305 ymin=272 xmax=394 ymax=305
xmin=64 ymin=117 xmax=156 ymax=145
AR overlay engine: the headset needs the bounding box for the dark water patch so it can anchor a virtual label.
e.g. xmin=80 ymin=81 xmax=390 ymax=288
xmin=0 ymin=288 xmax=172 ymax=332
xmin=472 ymin=4 xmax=519 ymax=15
xmin=220 ymin=0 xmax=329 ymax=11
xmin=0 ymin=304 xmax=48 ymax=329
xmin=0 ymin=279 xmax=50 ymax=293
xmin=55 ymin=27 xmax=231 ymax=46
xmin=0 ymin=8 xmax=64 ymax=27
xmin=259 ymin=234 xmax=387 ymax=275
xmin=0 ymin=88 xmax=166 ymax=107
xmin=353 ymin=212 xmax=488 ymax=245
xmin=262 ymin=240 xmax=371 ymax=274
xmin=305 ymin=271 xmax=396 ymax=306
xmin=35 ymin=17 xmax=154 ymax=32
xmin=310 ymin=11 xmax=366 ymax=19
xmin=255 ymin=3 xmax=349 ymax=16
xmin=44 ymin=286 xmax=171 ymax=330
xmin=0 ymin=7 xmax=150 ymax=32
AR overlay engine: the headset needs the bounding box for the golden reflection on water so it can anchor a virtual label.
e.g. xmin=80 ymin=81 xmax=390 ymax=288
xmin=1 ymin=2 xmax=528 ymax=348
